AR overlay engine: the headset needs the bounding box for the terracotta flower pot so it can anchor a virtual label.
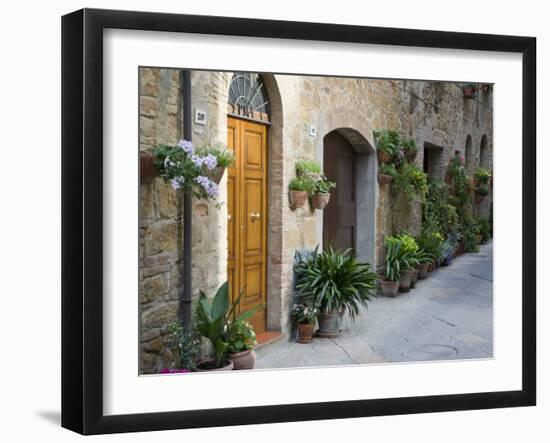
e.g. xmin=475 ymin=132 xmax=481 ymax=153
xmin=317 ymin=310 xmax=341 ymax=338
xmin=427 ymin=262 xmax=435 ymax=272
xmin=418 ymin=263 xmax=429 ymax=279
xmin=229 ymin=349 xmax=256 ymax=370
xmin=297 ymin=322 xmax=315 ymax=343
xmin=399 ymin=269 xmax=415 ymax=292
xmin=377 ymin=150 xmax=392 ymax=164
xmin=208 ymin=166 xmax=226 ymax=184
xmin=140 ymin=152 xmax=158 ymax=182
xmin=195 ymin=359 xmax=234 ymax=372
xmin=379 ymin=279 xmax=399 ymax=297
xmin=289 ymin=190 xmax=308 ymax=209
xmin=311 ymin=193 xmax=331 ymax=210
xmin=377 ymin=173 xmax=394 ymax=186
xmin=404 ymin=150 xmax=417 ymax=163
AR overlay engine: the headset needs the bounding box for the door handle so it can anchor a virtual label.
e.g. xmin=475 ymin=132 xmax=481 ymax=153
xmin=250 ymin=212 xmax=261 ymax=222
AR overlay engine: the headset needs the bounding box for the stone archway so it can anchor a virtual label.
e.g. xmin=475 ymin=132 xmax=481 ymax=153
xmin=480 ymin=134 xmax=489 ymax=169
xmin=321 ymin=126 xmax=376 ymax=267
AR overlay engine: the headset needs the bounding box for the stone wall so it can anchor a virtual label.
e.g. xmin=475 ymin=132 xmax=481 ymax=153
xmin=138 ymin=68 xmax=493 ymax=373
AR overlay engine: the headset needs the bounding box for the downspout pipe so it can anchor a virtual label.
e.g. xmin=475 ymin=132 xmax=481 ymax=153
xmin=180 ymin=70 xmax=193 ymax=329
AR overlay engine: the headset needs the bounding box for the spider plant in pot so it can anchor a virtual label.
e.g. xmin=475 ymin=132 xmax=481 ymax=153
xmin=291 ymin=299 xmax=319 ymax=343
xmin=294 ymin=247 xmax=377 ymax=337
xmin=380 ymin=236 xmax=401 ymax=296
xmin=310 ymin=175 xmax=336 ymax=210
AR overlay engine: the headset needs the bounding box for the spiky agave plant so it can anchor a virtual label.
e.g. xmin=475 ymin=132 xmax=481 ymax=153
xmin=294 ymin=247 xmax=377 ymax=321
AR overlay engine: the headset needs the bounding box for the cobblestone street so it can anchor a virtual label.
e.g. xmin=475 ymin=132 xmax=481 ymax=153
xmin=256 ymin=241 xmax=493 ymax=369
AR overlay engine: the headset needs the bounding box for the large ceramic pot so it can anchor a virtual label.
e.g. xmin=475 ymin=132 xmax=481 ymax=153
xmin=317 ymin=310 xmax=341 ymax=337
xmin=195 ymin=359 xmax=234 ymax=372
xmin=208 ymin=166 xmax=226 ymax=184
xmin=228 ymin=349 xmax=256 ymax=370
xmin=377 ymin=150 xmax=392 ymax=164
xmin=297 ymin=322 xmax=315 ymax=343
xmin=311 ymin=193 xmax=331 ymax=210
xmin=289 ymin=190 xmax=308 ymax=209
xmin=418 ymin=263 xmax=429 ymax=279
xmin=377 ymin=173 xmax=393 ymax=186
xmin=379 ymin=279 xmax=399 ymax=297
xmin=399 ymin=269 xmax=415 ymax=292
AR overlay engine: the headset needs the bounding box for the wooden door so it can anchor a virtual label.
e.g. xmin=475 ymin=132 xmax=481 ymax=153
xmin=323 ymin=131 xmax=357 ymax=252
xmin=227 ymin=117 xmax=268 ymax=333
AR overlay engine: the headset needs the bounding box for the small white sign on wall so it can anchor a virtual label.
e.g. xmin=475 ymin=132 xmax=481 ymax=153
xmin=309 ymin=125 xmax=317 ymax=137
xmin=194 ymin=108 xmax=207 ymax=125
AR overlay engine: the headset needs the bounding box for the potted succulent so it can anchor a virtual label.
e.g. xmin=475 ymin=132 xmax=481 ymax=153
xmin=194 ymin=282 xmax=260 ymax=371
xmin=226 ymin=319 xmax=257 ymax=370
xmin=400 ymin=137 xmax=418 ymax=163
xmin=288 ymin=177 xmax=312 ymax=209
xmin=294 ymin=247 xmax=377 ymax=337
xmin=374 ymin=129 xmax=400 ymax=164
xmin=378 ymin=163 xmax=396 ymax=186
xmin=379 ymin=236 xmax=401 ymax=296
xmin=291 ymin=300 xmax=319 ymax=343
xmin=310 ymin=175 xmax=336 ymax=210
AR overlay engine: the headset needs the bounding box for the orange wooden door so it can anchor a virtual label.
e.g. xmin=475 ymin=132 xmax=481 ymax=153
xmin=227 ymin=117 xmax=268 ymax=333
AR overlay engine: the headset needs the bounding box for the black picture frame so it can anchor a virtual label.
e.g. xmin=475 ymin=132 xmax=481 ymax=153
xmin=61 ymin=8 xmax=536 ymax=435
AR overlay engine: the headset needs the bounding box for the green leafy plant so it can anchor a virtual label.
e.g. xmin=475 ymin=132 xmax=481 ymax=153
xmin=474 ymin=167 xmax=491 ymax=184
xmin=379 ymin=162 xmax=398 ymax=177
xmin=168 ymin=321 xmax=201 ymax=371
xmin=461 ymin=216 xmax=480 ymax=253
xmin=195 ymin=282 xmax=260 ymax=368
xmin=400 ymin=137 xmax=418 ymax=158
xmin=313 ymin=175 xmax=336 ymax=194
xmin=294 ymin=247 xmax=377 ymax=321
xmin=416 ymin=228 xmax=445 ymax=263
xmin=226 ymin=320 xmax=257 ymax=354
xmin=374 ymin=129 xmax=401 ymax=159
xmin=383 ymin=236 xmax=402 ymax=282
xmin=296 ymin=160 xmax=321 ymax=176
xmin=289 ymin=176 xmax=314 ymax=193
xmin=291 ymin=301 xmax=319 ymax=325
xmin=477 ymin=217 xmax=491 ymax=243
xmin=475 ymin=185 xmax=489 ymax=196
xmin=393 ymin=163 xmax=428 ymax=201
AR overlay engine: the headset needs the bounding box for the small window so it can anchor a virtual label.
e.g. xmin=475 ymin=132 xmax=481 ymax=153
xmin=465 ymin=135 xmax=474 ymax=175
xmin=423 ymin=142 xmax=443 ymax=181
xmin=227 ymin=72 xmax=270 ymax=122
xmin=480 ymin=135 xmax=489 ymax=169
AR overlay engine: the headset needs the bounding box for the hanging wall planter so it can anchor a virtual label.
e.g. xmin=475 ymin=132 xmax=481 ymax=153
xmin=311 ymin=193 xmax=331 ymax=210
xmin=140 ymin=152 xmax=158 ymax=181
xmin=463 ymin=84 xmax=477 ymax=98
xmin=289 ymin=190 xmax=308 ymax=209
xmin=377 ymin=149 xmax=393 ymax=164
xmin=377 ymin=173 xmax=394 ymax=186
xmin=208 ymin=166 xmax=226 ymax=185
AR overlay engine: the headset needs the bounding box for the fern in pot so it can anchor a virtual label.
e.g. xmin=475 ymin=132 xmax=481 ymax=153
xmin=294 ymin=247 xmax=377 ymax=337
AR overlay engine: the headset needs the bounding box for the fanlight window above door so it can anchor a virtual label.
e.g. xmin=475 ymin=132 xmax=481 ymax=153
xmin=228 ymin=72 xmax=271 ymax=123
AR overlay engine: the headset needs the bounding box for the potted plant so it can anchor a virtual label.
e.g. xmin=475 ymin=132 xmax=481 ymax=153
xmin=154 ymin=140 xmax=234 ymax=202
xmin=374 ymin=129 xmax=400 ymax=164
xmin=400 ymin=137 xmax=418 ymax=163
xmin=294 ymin=247 xmax=377 ymax=337
xmin=378 ymin=163 xmax=396 ymax=186
xmin=475 ymin=185 xmax=489 ymax=205
xmin=310 ymin=175 xmax=336 ymax=209
xmin=440 ymin=239 xmax=455 ymax=266
xmin=167 ymin=321 xmax=201 ymax=372
xmin=416 ymin=250 xmax=433 ymax=279
xmin=379 ymin=236 xmax=401 ymax=296
xmin=194 ymin=282 xmax=260 ymax=371
xmin=463 ymin=83 xmax=477 ymax=98
xmin=226 ymin=319 xmax=257 ymax=370
xmin=291 ymin=300 xmax=319 ymax=343
xmin=473 ymin=167 xmax=491 ymax=187
xmin=394 ymin=233 xmax=420 ymax=292
xmin=288 ymin=177 xmax=312 ymax=209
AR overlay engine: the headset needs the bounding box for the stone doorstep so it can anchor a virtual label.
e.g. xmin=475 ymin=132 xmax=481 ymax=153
xmin=255 ymin=331 xmax=284 ymax=350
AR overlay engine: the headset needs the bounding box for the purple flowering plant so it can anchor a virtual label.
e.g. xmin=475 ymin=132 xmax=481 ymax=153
xmin=153 ymin=140 xmax=234 ymax=202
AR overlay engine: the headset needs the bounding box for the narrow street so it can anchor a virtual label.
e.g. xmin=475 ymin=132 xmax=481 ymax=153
xmin=256 ymin=241 xmax=493 ymax=369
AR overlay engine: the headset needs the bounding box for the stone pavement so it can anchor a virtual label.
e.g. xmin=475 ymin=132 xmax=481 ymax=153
xmin=255 ymin=241 xmax=493 ymax=369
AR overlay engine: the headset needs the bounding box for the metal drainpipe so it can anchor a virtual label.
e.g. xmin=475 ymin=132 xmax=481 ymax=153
xmin=180 ymin=70 xmax=193 ymax=329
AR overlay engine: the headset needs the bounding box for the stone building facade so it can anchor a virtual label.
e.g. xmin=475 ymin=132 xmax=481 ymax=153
xmin=139 ymin=68 xmax=493 ymax=373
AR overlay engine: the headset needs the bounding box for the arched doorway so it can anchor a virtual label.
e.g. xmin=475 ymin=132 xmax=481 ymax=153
xmin=480 ymin=135 xmax=489 ymax=169
xmin=465 ymin=134 xmax=474 ymax=175
xmin=226 ymin=72 xmax=270 ymax=334
xmin=323 ymin=130 xmax=358 ymax=252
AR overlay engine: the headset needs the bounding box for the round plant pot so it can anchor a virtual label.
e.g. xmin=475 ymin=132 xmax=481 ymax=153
xmin=289 ymin=190 xmax=308 ymax=209
xmin=379 ymin=279 xmax=399 ymax=297
xmin=195 ymin=359 xmax=234 ymax=372
xmin=228 ymin=349 xmax=256 ymax=370
xmin=404 ymin=150 xmax=417 ymax=163
xmin=311 ymin=193 xmax=331 ymax=210
xmin=427 ymin=261 xmax=434 ymax=272
xmin=418 ymin=262 xmax=429 ymax=279
xmin=377 ymin=173 xmax=394 ymax=186
xmin=399 ymin=269 xmax=414 ymax=292
xmin=208 ymin=166 xmax=226 ymax=184
xmin=410 ymin=268 xmax=420 ymax=288
xmin=317 ymin=310 xmax=341 ymax=337
xmin=297 ymin=322 xmax=315 ymax=343
xmin=377 ymin=150 xmax=392 ymax=164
